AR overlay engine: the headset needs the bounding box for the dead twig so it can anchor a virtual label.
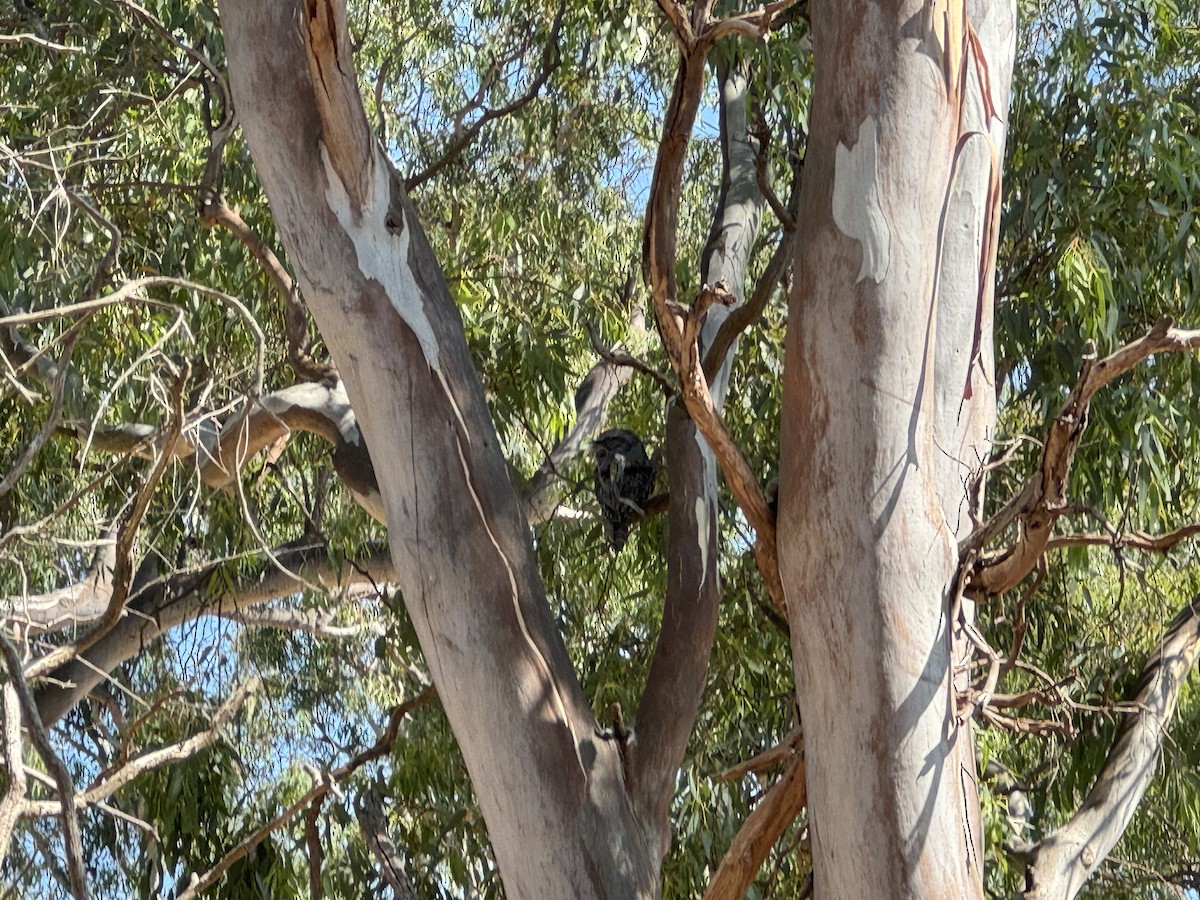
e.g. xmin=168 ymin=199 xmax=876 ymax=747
xmin=585 ymin=321 xmax=676 ymax=398
xmin=713 ymin=726 xmax=802 ymax=784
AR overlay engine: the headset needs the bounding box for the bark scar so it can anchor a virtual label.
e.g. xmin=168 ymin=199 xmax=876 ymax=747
xmin=832 ymin=117 xmax=891 ymax=284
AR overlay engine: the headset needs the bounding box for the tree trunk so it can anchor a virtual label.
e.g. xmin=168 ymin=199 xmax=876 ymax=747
xmin=778 ymin=3 xmax=1017 ymax=897
xmin=221 ymin=2 xmax=657 ymax=895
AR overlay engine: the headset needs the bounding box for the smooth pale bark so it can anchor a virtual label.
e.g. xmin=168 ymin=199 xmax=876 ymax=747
xmin=1025 ymin=595 xmax=1200 ymax=899
xmin=219 ymin=1 xmax=775 ymax=894
xmin=220 ymin=2 xmax=656 ymax=895
xmin=779 ymin=3 xmax=1016 ymax=897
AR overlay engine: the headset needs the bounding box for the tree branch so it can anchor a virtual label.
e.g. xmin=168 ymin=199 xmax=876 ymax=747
xmin=173 ymin=685 xmax=434 ymax=900
xmin=356 ymin=789 xmax=418 ymax=899
xmin=523 ymin=308 xmax=646 ymax=525
xmin=215 ymin=605 xmax=378 ymax=638
xmin=965 ymin=318 xmax=1200 ymax=597
xmin=713 ymin=726 xmax=802 ymax=783
xmin=198 ymin=197 xmax=336 ymax=383
xmin=1024 ymin=594 xmax=1200 ymax=899
xmin=404 ymin=0 xmax=566 ymax=192
xmin=0 ymin=632 xmax=89 ymax=898
xmin=703 ymin=746 xmax=807 ymax=900
xmin=641 ymin=15 xmax=784 ymax=610
xmin=25 ymin=368 xmax=186 ymax=681
xmin=630 ymin=46 xmax=777 ymax=862
xmin=1046 ymin=522 xmax=1200 ymax=555
xmin=31 ymin=542 xmax=395 ymax=727
xmin=5 ymin=533 xmax=118 ymax=636
xmin=0 ymin=683 xmax=27 ymax=867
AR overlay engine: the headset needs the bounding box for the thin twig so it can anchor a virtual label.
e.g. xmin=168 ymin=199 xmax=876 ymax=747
xmin=0 ymin=633 xmax=89 ymax=898
xmin=585 ymin=321 xmax=676 ymax=398
xmin=173 ymin=685 xmax=435 ymax=900
xmin=405 ymin=0 xmax=567 ymax=192
xmin=25 ymin=367 xmax=188 ymax=680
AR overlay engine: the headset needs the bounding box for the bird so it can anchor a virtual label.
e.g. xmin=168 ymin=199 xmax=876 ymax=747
xmin=592 ymin=428 xmax=656 ymax=552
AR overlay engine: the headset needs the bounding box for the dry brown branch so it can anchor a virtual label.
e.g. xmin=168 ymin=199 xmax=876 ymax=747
xmin=199 ymin=196 xmax=336 ymax=383
xmin=964 ymin=318 xmax=1200 ymax=597
xmin=713 ymin=726 xmax=802 ymax=783
xmin=1000 ymin=562 xmax=1043 ymax=678
xmin=979 ymin=706 xmax=1077 ymax=739
xmin=699 ymin=0 xmax=803 ymax=45
xmin=703 ymin=746 xmax=807 ymax=900
xmin=305 ymin=798 xmax=324 ymax=900
xmin=641 ymin=29 xmax=784 ymax=611
xmin=654 ymin=0 xmax=696 ymax=49
xmin=584 ymin=320 xmax=676 ymax=398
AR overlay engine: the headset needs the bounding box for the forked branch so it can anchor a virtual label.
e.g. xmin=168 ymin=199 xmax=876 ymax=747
xmin=643 ymin=4 xmax=784 ymax=610
xmin=964 ymin=317 xmax=1200 ymax=598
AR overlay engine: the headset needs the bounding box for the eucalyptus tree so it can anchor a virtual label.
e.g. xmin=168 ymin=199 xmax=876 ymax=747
xmin=2 ymin=0 xmax=1200 ymax=898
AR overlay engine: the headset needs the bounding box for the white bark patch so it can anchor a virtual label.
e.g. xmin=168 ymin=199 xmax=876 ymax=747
xmin=321 ymin=145 xmax=440 ymax=372
xmin=322 ymin=146 xmax=472 ymax=441
xmin=832 ymin=118 xmax=891 ymax=284
xmin=452 ymin=435 xmax=586 ymax=776
xmin=692 ymin=428 xmax=717 ymax=590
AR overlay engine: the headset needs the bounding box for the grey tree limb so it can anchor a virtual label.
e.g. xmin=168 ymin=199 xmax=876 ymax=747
xmin=355 ymin=789 xmax=418 ymax=900
xmin=630 ymin=45 xmax=769 ymax=862
xmin=1023 ymin=595 xmax=1200 ymax=899
xmin=32 ymin=542 xmax=394 ymax=726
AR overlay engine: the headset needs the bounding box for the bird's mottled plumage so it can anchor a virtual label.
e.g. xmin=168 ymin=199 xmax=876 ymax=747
xmin=592 ymin=428 xmax=655 ymax=552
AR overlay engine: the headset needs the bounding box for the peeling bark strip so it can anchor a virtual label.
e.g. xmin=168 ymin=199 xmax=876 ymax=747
xmin=1024 ymin=596 xmax=1200 ymax=899
xmin=303 ymin=0 xmax=373 ymax=210
xmin=779 ymin=2 xmax=1016 ymax=897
